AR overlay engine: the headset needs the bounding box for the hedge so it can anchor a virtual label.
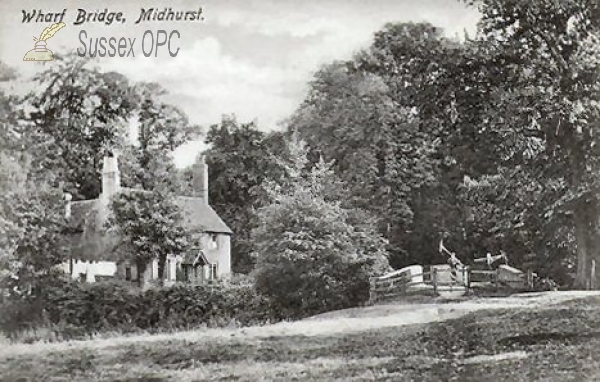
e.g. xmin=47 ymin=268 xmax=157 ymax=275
xmin=1 ymin=278 xmax=280 ymax=341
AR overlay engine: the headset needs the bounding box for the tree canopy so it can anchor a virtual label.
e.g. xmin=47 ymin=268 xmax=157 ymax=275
xmin=253 ymin=135 xmax=389 ymax=317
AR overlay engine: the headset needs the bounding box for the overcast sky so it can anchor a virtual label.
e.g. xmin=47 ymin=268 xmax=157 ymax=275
xmin=0 ymin=0 xmax=480 ymax=167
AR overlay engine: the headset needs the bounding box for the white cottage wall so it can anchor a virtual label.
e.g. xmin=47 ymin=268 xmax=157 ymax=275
xmin=62 ymin=260 xmax=117 ymax=282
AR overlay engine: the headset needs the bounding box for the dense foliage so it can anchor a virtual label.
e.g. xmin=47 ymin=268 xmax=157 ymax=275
xmin=253 ymin=136 xmax=389 ymax=318
xmin=3 ymin=0 xmax=600 ymax=343
xmin=283 ymin=1 xmax=600 ymax=286
xmin=108 ymin=190 xmax=189 ymax=287
xmin=0 ymin=278 xmax=277 ymax=340
xmin=120 ymin=82 xmax=199 ymax=193
xmin=0 ymin=63 xmax=70 ymax=329
xmin=198 ymin=116 xmax=286 ymax=273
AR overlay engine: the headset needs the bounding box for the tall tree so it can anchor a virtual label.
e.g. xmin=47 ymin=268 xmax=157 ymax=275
xmin=288 ymin=23 xmax=462 ymax=268
xmin=121 ymin=82 xmax=198 ymax=192
xmin=0 ymin=61 xmax=68 ymax=302
xmin=0 ymin=61 xmax=21 ymax=154
xmin=25 ymin=53 xmax=136 ymax=200
xmin=465 ymin=0 xmax=600 ymax=288
xmin=197 ymin=115 xmax=285 ymax=273
xmin=253 ymin=135 xmax=388 ymax=317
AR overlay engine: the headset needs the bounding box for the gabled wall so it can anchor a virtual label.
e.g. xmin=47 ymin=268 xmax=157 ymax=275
xmin=198 ymin=232 xmax=231 ymax=277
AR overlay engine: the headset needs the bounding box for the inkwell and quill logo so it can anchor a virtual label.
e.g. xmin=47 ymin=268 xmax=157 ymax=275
xmin=23 ymin=22 xmax=66 ymax=61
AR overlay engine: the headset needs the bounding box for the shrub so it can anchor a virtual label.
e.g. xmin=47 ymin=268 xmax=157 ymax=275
xmin=252 ymin=138 xmax=388 ymax=319
xmin=0 ymin=272 xmax=67 ymax=340
xmin=0 ymin=278 xmax=278 ymax=341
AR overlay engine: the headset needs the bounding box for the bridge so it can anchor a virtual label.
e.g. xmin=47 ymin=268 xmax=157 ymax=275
xmin=369 ymin=264 xmax=535 ymax=304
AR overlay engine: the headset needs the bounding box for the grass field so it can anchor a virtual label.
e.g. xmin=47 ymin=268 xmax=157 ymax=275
xmin=1 ymin=291 xmax=599 ymax=381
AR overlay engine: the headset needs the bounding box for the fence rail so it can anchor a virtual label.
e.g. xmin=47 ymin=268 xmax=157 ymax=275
xmin=369 ymin=267 xmax=469 ymax=303
xmin=370 ymin=266 xmax=534 ymax=304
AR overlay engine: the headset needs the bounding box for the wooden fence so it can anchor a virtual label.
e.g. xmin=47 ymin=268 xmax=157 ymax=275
xmin=369 ymin=266 xmax=469 ymax=303
xmin=369 ymin=266 xmax=535 ymax=304
xmin=369 ymin=270 xmax=431 ymax=303
xmin=470 ymin=268 xmax=534 ymax=291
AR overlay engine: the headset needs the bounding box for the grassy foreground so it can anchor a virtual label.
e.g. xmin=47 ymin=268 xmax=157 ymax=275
xmin=1 ymin=293 xmax=599 ymax=381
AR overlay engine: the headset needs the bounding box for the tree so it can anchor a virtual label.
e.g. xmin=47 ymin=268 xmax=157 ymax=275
xmin=25 ymin=53 xmax=136 ymax=200
xmin=0 ymin=152 xmax=68 ymax=336
xmin=197 ymin=115 xmax=285 ymax=273
xmin=0 ymin=60 xmax=67 ymax=292
xmin=0 ymin=62 xmax=71 ymax=336
xmin=288 ymin=23 xmax=465 ymax=268
xmin=121 ymin=82 xmax=199 ymax=192
xmin=0 ymin=184 xmax=67 ymax=294
xmin=108 ymin=190 xmax=188 ymax=287
xmin=253 ymin=136 xmax=388 ymax=318
xmin=463 ymin=0 xmax=600 ymax=288
xmin=0 ymin=61 xmax=21 ymax=154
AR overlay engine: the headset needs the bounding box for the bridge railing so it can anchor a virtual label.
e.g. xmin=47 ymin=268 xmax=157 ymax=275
xmin=370 ymin=265 xmax=535 ymax=304
xmin=369 ymin=266 xmax=470 ymax=303
xmin=369 ymin=270 xmax=432 ymax=302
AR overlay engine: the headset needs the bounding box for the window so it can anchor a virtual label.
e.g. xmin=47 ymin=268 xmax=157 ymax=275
xmin=209 ymin=263 xmax=218 ymax=280
xmin=125 ymin=266 xmax=132 ymax=281
xmin=166 ymin=260 xmax=171 ymax=280
xmin=208 ymin=234 xmax=218 ymax=250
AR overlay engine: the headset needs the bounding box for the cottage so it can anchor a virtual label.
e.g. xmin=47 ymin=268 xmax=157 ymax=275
xmin=61 ymin=152 xmax=232 ymax=286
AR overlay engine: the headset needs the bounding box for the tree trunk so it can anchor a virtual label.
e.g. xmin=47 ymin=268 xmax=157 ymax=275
xmin=157 ymin=254 xmax=166 ymax=287
xmin=574 ymin=200 xmax=599 ymax=290
xmin=574 ymin=205 xmax=589 ymax=289
xmin=587 ymin=201 xmax=600 ymax=289
xmin=570 ymin=142 xmax=598 ymax=290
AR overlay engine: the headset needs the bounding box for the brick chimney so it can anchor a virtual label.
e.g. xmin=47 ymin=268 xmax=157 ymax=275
xmin=193 ymin=155 xmax=208 ymax=204
xmin=101 ymin=152 xmax=121 ymax=202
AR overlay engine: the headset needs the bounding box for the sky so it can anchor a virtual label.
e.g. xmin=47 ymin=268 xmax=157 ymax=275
xmin=0 ymin=0 xmax=480 ymax=167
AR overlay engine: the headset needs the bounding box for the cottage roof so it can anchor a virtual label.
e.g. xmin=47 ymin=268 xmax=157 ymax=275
xmin=175 ymin=196 xmax=232 ymax=234
xmin=68 ymin=194 xmax=232 ymax=235
xmin=65 ymin=192 xmax=231 ymax=261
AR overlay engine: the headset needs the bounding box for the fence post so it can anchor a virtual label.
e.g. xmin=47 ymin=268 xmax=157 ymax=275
xmin=591 ymin=260 xmax=596 ymax=290
xmin=369 ymin=278 xmax=377 ymax=305
xmin=527 ymin=269 xmax=533 ymax=290
xmin=495 ymin=269 xmax=499 ymax=291
xmin=432 ymin=267 xmax=438 ymax=295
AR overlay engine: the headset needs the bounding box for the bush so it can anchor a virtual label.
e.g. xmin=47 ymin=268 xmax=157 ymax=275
xmin=0 ymin=296 xmax=47 ymax=339
xmin=255 ymin=255 xmax=373 ymax=319
xmin=251 ymin=140 xmax=388 ymax=319
xmin=0 ymin=272 xmax=68 ymax=340
xmin=0 ymin=278 xmax=279 ymax=341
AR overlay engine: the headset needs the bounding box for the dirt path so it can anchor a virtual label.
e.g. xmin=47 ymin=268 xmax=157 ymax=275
xmin=1 ymin=290 xmax=598 ymax=358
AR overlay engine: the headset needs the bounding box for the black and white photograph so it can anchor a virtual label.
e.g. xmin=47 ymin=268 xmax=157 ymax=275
xmin=1 ymin=0 xmax=599 ymax=380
